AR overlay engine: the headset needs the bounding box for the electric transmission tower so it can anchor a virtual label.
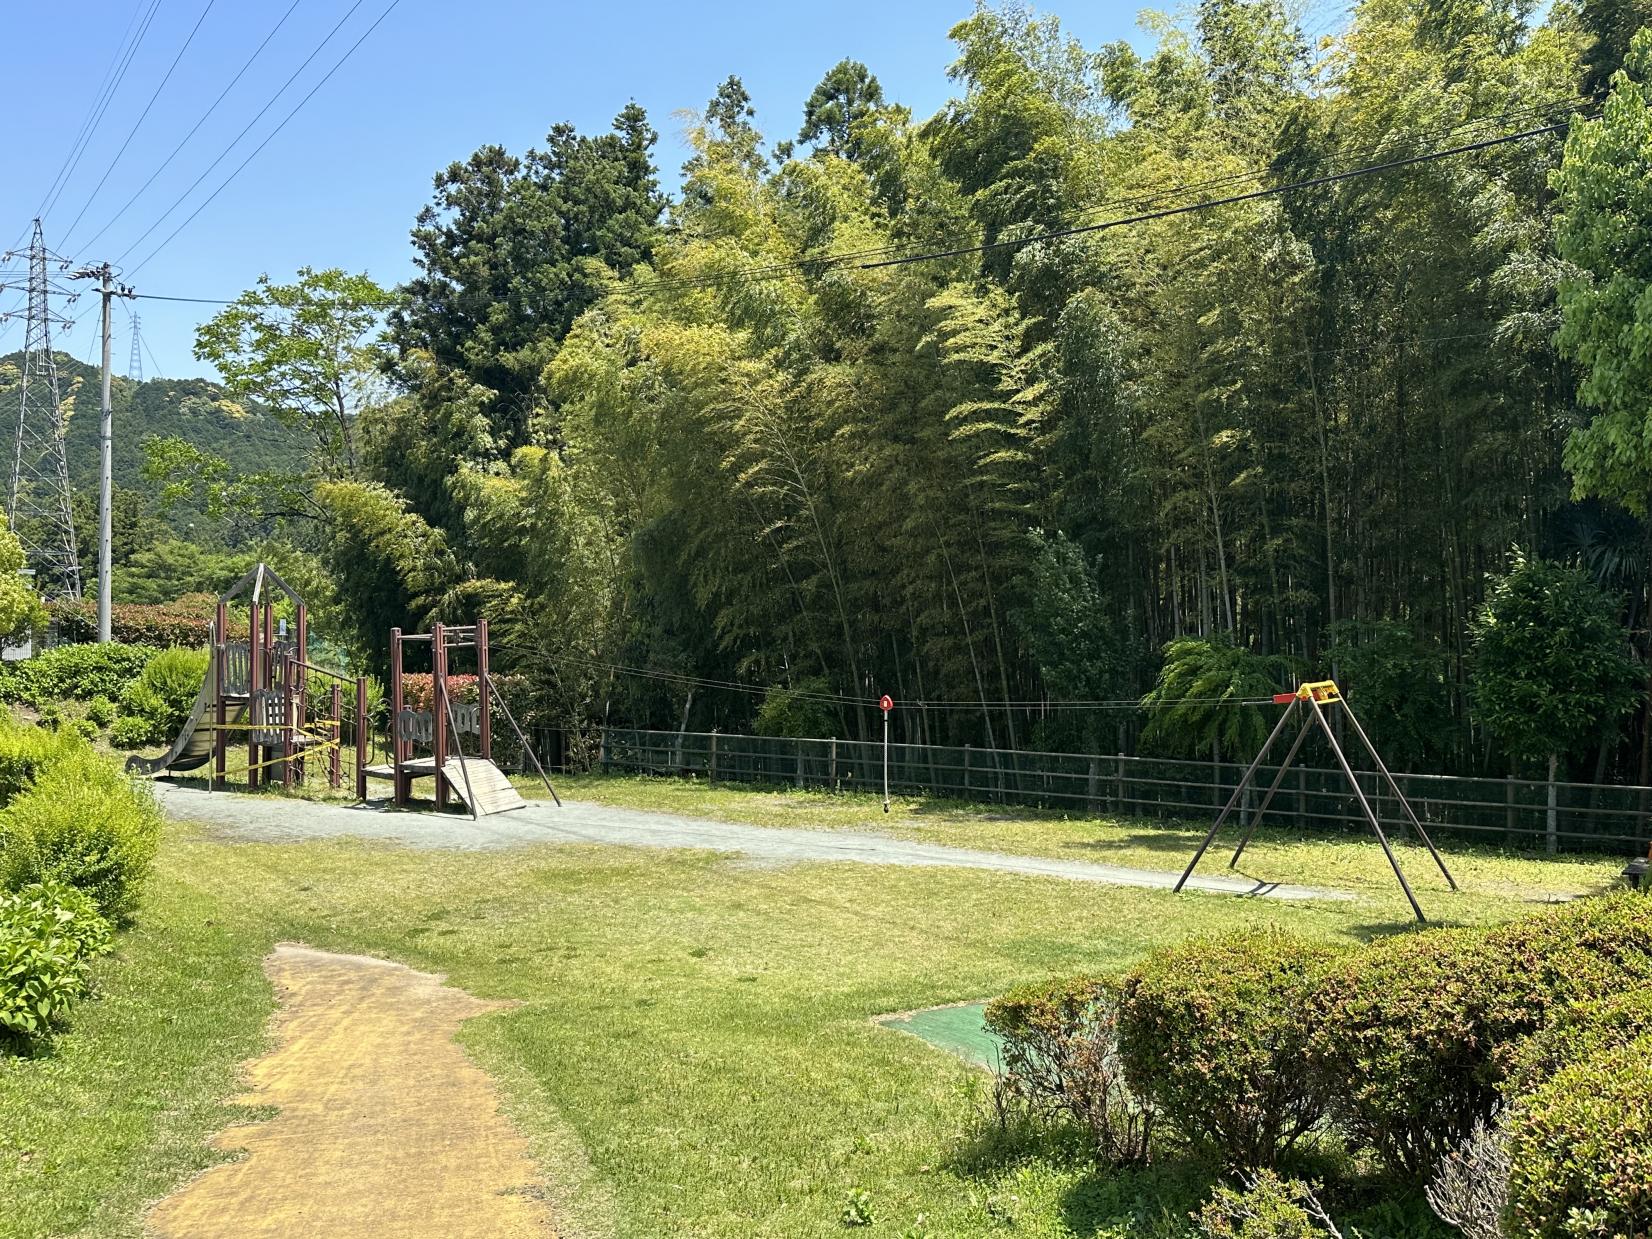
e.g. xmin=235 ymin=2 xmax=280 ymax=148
xmin=3 ymin=221 xmax=82 ymax=600
xmin=127 ymin=312 xmax=142 ymax=381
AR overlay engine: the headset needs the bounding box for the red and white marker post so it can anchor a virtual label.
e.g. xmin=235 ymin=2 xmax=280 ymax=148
xmin=879 ymin=694 xmax=894 ymax=813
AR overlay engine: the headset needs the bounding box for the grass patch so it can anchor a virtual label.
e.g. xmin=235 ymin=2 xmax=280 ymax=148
xmin=535 ymin=773 xmax=1625 ymax=922
xmin=2 ymin=781 xmax=1630 ymax=1236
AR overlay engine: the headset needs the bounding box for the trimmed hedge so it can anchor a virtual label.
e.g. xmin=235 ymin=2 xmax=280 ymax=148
xmin=48 ymin=595 xmax=214 ymax=647
xmin=0 ymin=728 xmax=162 ymax=922
xmin=1505 ymin=987 xmax=1652 ymax=1098
xmin=0 ymin=878 xmax=112 ymax=1046
xmin=1307 ymin=896 xmax=1652 ymax=1179
xmin=1305 ymin=927 xmax=1502 ymax=1178
xmin=984 ymin=975 xmax=1154 ymax=1164
xmin=1118 ymin=929 xmax=1339 ymax=1167
xmin=1506 ymin=1037 xmax=1652 ymax=1238
xmin=0 ymin=642 xmax=158 ymax=709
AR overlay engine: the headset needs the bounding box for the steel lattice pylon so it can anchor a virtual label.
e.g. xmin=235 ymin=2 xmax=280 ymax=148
xmin=8 ymin=221 xmax=81 ymax=600
xmin=127 ymin=312 xmax=142 ymax=381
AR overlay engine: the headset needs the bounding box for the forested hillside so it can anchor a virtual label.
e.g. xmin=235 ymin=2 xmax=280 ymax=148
xmin=156 ymin=0 xmax=1652 ymax=783
xmin=0 ymin=348 xmax=307 ymax=531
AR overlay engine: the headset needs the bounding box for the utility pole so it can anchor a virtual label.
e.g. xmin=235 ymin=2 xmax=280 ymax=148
xmin=69 ymin=261 xmax=133 ymax=643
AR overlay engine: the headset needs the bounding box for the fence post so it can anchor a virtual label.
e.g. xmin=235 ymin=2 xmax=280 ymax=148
xmin=599 ymin=727 xmax=609 ymax=775
xmin=829 ymin=737 xmax=837 ymax=789
xmin=963 ymin=744 xmax=972 ymax=798
xmin=796 ymin=737 xmax=805 ymax=790
xmin=1547 ymin=754 xmax=1559 ymax=855
xmin=709 ymin=731 xmax=718 ymax=784
xmin=1087 ymin=756 xmax=1100 ymax=815
xmin=1115 ymin=753 xmax=1124 ymax=815
xmin=354 ymin=676 xmax=368 ymax=801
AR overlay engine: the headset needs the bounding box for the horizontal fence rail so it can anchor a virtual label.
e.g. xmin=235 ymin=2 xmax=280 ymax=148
xmin=586 ymin=728 xmax=1652 ymax=856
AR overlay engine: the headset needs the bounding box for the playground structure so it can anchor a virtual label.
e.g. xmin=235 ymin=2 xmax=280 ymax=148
xmin=1173 ymin=679 xmax=1456 ymax=922
xmin=128 ymin=563 xmax=361 ymax=793
xmin=362 ymin=619 xmax=559 ymax=819
xmin=128 ymin=567 xmax=557 ymax=820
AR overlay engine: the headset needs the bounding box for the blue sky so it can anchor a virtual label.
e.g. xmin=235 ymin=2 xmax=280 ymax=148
xmin=0 ymin=1 xmax=1339 ymax=380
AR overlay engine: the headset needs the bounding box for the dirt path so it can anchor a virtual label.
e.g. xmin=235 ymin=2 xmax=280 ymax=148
xmin=146 ymin=944 xmax=555 ymax=1238
xmin=155 ymin=783 xmax=1347 ymax=903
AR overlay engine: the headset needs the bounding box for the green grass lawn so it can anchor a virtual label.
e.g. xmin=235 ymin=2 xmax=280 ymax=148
xmin=1 ymin=779 xmax=1629 ymax=1237
xmin=540 ymin=773 xmax=1627 ymax=920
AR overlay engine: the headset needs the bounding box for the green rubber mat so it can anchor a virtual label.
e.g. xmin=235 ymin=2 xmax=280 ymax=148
xmin=875 ymin=1000 xmax=1003 ymax=1069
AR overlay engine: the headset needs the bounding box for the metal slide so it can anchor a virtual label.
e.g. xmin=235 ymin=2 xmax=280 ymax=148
xmin=124 ymin=645 xmax=246 ymax=777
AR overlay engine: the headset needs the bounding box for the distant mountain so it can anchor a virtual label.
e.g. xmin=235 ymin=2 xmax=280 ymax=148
xmin=0 ymin=350 xmax=309 ymax=524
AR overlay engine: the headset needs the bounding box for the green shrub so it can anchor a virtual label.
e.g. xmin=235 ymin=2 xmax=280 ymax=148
xmin=84 ymin=696 xmax=116 ymax=728
xmin=109 ymin=715 xmax=156 ymax=749
xmin=0 ymin=642 xmax=157 ymax=708
xmin=1117 ymin=929 xmax=1338 ymax=1168
xmin=0 ymin=741 xmax=163 ymax=922
xmin=1506 ymin=1037 xmax=1652 ymax=1238
xmin=1477 ymin=893 xmax=1652 ymax=1073
xmin=0 ymin=878 xmax=112 ymax=1047
xmin=984 ymin=975 xmax=1154 ymax=1165
xmin=1308 ymin=896 xmax=1652 ymax=1180
xmin=0 ymin=721 xmax=79 ymax=804
xmin=47 ymin=596 xmax=214 ymax=647
xmin=1306 ymin=927 xmax=1512 ymax=1178
xmin=1195 ymin=1171 xmax=1344 ymax=1239
xmin=1506 ymin=987 xmax=1652 ymax=1099
xmin=115 ymin=645 xmax=208 ymax=746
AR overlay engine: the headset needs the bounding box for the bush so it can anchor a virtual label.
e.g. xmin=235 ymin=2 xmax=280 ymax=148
xmin=1306 ymin=927 xmax=1513 ymax=1179
xmin=0 ymin=722 xmax=80 ymax=804
xmin=1505 ymin=1038 xmax=1652 ymax=1238
xmin=0 ymin=641 xmax=158 ymax=708
xmin=0 ymin=878 xmax=112 ymax=1047
xmin=1426 ymin=1116 xmax=1511 ymax=1239
xmin=1195 ymin=1171 xmax=1344 ymax=1239
xmin=1307 ymin=896 xmax=1652 ymax=1180
xmin=85 ymin=696 xmax=116 ymax=728
xmin=1478 ymin=893 xmax=1652 ymax=1071
xmin=1117 ymin=930 xmax=1338 ymax=1168
xmin=115 ymin=645 xmax=208 ymax=746
xmin=0 ymin=739 xmax=163 ymax=922
xmin=984 ymin=975 xmax=1154 ymax=1165
xmin=1505 ymin=987 xmax=1652 ymax=1099
xmin=48 ymin=596 xmax=214 ymax=647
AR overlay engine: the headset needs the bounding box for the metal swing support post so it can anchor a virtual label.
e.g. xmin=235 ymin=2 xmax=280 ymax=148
xmin=1172 ymin=699 xmax=1299 ymax=894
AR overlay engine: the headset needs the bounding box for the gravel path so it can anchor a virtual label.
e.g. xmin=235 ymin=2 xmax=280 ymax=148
xmin=155 ymin=783 xmax=1348 ymax=903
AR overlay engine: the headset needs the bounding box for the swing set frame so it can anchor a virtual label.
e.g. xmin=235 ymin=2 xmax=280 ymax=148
xmin=1173 ymin=680 xmax=1457 ymax=922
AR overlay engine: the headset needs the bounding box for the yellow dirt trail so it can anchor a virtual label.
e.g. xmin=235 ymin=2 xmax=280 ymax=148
xmin=147 ymin=944 xmax=555 ymax=1238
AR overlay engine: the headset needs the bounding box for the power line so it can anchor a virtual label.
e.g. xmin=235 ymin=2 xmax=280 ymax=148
xmin=119 ymin=0 xmax=402 ymax=275
xmin=498 ymin=645 xmax=1275 ymax=712
xmin=58 ymin=0 xmax=219 ymax=248
xmin=106 ymin=0 xmax=375 ymax=266
xmin=38 ymin=0 xmax=165 ymax=225
xmin=71 ymin=0 xmax=306 ymax=255
xmin=632 ymin=99 xmax=1594 ymax=297
xmin=857 ymin=119 xmax=1582 ymax=270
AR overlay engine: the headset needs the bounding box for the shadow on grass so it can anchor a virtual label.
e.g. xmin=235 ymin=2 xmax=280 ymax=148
xmin=948 ymin=1096 xmax=1456 ymax=1238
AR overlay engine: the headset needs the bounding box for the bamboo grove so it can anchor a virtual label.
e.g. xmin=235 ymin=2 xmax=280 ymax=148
xmin=163 ymin=0 xmax=1652 ymax=783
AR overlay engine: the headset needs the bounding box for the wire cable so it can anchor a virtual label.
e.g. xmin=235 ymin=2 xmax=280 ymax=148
xmin=631 ymin=99 xmax=1595 ymax=297
xmin=38 ymin=0 xmax=165 ymax=225
xmin=71 ymin=0 xmax=306 ymax=255
xmin=59 ymin=0 xmax=219 ymax=247
xmin=109 ymin=0 xmax=377 ymax=268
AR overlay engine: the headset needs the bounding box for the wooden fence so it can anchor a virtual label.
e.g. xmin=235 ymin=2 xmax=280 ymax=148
xmin=587 ymin=727 xmax=1652 ymax=856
